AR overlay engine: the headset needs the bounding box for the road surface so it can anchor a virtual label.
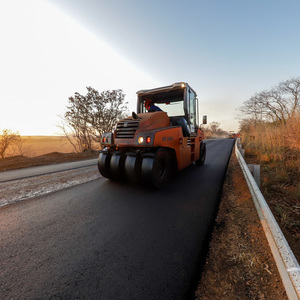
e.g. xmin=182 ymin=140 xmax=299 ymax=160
xmin=0 ymin=139 xmax=234 ymax=299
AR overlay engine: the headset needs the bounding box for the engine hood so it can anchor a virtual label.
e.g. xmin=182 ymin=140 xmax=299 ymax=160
xmin=130 ymin=111 xmax=169 ymax=131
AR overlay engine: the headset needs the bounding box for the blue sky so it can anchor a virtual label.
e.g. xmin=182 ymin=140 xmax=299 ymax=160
xmin=1 ymin=0 xmax=299 ymax=135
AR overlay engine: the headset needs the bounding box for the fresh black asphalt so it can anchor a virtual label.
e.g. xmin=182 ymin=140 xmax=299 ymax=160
xmin=0 ymin=139 xmax=234 ymax=299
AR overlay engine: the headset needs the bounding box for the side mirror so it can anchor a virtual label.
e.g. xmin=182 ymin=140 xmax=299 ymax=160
xmin=202 ymin=115 xmax=207 ymax=125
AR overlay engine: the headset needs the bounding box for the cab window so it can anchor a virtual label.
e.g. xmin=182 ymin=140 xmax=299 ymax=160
xmin=187 ymin=89 xmax=197 ymax=131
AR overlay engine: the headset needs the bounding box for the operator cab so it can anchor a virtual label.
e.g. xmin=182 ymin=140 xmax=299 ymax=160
xmin=137 ymin=82 xmax=202 ymax=136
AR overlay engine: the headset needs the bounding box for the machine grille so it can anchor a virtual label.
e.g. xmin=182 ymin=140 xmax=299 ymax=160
xmin=115 ymin=120 xmax=140 ymax=139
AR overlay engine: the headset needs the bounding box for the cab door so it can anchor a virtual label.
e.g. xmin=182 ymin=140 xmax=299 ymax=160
xmin=186 ymin=88 xmax=197 ymax=135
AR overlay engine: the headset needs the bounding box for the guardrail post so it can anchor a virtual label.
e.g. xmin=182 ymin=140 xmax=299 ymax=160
xmin=240 ymin=148 xmax=245 ymax=157
xmin=247 ymin=164 xmax=261 ymax=188
xmin=253 ymin=164 xmax=261 ymax=188
xmin=237 ymin=140 xmax=260 ymax=187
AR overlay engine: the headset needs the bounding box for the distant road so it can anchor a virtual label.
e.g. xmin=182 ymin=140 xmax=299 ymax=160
xmin=0 ymin=159 xmax=98 ymax=183
xmin=0 ymin=139 xmax=234 ymax=299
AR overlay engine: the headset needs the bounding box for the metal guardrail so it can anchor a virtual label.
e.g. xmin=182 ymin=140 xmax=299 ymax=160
xmin=235 ymin=139 xmax=300 ymax=300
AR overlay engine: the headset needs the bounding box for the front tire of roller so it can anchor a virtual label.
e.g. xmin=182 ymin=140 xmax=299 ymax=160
xmin=110 ymin=152 xmax=126 ymax=181
xmin=125 ymin=155 xmax=142 ymax=184
xmin=98 ymin=152 xmax=111 ymax=178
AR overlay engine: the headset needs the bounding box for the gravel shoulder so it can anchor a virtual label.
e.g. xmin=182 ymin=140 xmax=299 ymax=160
xmin=0 ymin=152 xmax=100 ymax=207
xmin=0 ymin=166 xmax=101 ymax=207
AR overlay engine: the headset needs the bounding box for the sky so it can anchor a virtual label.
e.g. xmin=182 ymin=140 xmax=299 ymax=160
xmin=1 ymin=0 xmax=300 ymax=135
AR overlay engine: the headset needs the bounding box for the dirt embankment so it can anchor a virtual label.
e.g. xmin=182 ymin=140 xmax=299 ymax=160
xmin=196 ymin=152 xmax=287 ymax=299
xmin=0 ymin=151 xmax=99 ymax=172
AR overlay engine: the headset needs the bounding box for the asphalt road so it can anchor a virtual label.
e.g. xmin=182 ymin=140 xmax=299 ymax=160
xmin=0 ymin=139 xmax=234 ymax=300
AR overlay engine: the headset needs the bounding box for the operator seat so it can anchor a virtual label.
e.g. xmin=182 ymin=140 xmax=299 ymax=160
xmin=170 ymin=116 xmax=190 ymax=137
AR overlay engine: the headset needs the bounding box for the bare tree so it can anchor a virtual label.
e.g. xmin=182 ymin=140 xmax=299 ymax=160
xmin=83 ymin=88 xmax=128 ymax=144
xmin=64 ymin=92 xmax=94 ymax=152
xmin=237 ymin=77 xmax=300 ymax=124
xmin=203 ymin=122 xmax=226 ymax=138
xmin=57 ymin=119 xmax=87 ymax=153
xmin=209 ymin=122 xmax=221 ymax=133
xmin=0 ymin=129 xmax=21 ymax=158
xmin=278 ymin=77 xmax=300 ymax=117
xmin=259 ymin=89 xmax=290 ymax=123
xmin=61 ymin=87 xmax=128 ymax=152
xmin=237 ymin=94 xmax=265 ymax=122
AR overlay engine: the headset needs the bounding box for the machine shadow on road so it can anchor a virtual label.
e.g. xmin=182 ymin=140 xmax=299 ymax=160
xmin=98 ymin=162 xmax=210 ymax=193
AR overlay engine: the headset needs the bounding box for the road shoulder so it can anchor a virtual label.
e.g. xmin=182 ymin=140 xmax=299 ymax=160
xmin=195 ymin=151 xmax=287 ymax=299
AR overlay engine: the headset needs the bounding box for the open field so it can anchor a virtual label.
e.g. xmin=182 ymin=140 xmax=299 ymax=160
xmin=0 ymin=136 xmax=99 ymax=172
xmin=18 ymin=136 xmax=80 ymax=157
xmin=3 ymin=135 xmax=101 ymax=158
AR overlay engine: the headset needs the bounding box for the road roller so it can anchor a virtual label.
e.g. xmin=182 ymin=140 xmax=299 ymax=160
xmin=98 ymin=82 xmax=207 ymax=188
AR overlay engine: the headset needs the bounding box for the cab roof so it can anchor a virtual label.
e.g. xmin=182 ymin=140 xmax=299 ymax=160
xmin=136 ymin=82 xmax=197 ymax=97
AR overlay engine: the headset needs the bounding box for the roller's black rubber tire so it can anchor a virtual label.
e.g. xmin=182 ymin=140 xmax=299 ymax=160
xmin=98 ymin=152 xmax=111 ymax=178
xmin=110 ymin=153 xmax=126 ymax=181
xmin=141 ymin=157 xmax=154 ymax=183
xmin=124 ymin=155 xmax=142 ymax=184
xmin=195 ymin=142 xmax=206 ymax=166
xmin=142 ymin=149 xmax=172 ymax=188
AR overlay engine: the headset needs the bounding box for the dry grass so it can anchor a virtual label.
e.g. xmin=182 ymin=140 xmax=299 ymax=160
xmin=240 ymin=113 xmax=300 ymax=259
xmin=242 ymin=112 xmax=300 ymax=161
